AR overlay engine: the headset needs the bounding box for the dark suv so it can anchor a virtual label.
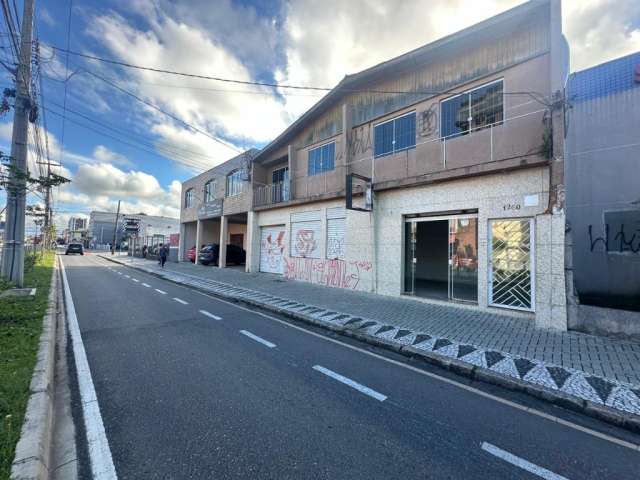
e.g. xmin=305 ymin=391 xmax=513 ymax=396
xmin=198 ymin=244 xmax=246 ymax=266
xmin=65 ymin=243 xmax=84 ymax=255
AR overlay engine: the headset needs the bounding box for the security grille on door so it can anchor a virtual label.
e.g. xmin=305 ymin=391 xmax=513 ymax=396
xmin=326 ymin=207 xmax=346 ymax=260
xmin=260 ymin=226 xmax=286 ymax=274
xmin=489 ymin=219 xmax=533 ymax=310
xmin=290 ymin=210 xmax=321 ymax=258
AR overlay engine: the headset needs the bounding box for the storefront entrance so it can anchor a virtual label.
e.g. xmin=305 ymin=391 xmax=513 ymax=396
xmin=404 ymin=214 xmax=478 ymax=303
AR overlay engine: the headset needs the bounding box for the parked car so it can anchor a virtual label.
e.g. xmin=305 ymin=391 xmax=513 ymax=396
xmin=65 ymin=243 xmax=84 ymax=255
xmin=198 ymin=244 xmax=246 ymax=266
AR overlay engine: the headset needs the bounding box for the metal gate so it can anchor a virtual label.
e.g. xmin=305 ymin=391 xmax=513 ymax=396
xmin=326 ymin=206 xmax=346 ymax=260
xmin=259 ymin=225 xmax=286 ymax=274
xmin=489 ymin=218 xmax=534 ymax=311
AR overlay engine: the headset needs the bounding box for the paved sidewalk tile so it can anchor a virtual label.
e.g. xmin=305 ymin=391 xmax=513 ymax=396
xmin=102 ymin=255 xmax=640 ymax=417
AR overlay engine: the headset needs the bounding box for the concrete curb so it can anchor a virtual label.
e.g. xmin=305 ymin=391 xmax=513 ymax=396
xmin=10 ymin=256 xmax=61 ymax=480
xmin=101 ymin=255 xmax=640 ymax=435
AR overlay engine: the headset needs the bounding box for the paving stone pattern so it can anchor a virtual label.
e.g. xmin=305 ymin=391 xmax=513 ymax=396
xmin=104 ymin=256 xmax=640 ymax=416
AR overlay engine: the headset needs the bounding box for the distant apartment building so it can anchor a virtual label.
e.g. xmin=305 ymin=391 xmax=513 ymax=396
xmin=565 ymin=51 xmax=640 ymax=337
xmin=180 ymin=0 xmax=569 ymax=330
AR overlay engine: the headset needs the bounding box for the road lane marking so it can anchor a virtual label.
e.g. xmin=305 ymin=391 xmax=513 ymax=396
xmin=481 ymin=442 xmax=569 ymax=480
xmin=173 ymin=297 xmax=188 ymax=305
xmin=181 ymin=288 xmax=640 ymax=452
xmin=155 ymin=289 xmax=167 ymax=295
xmin=132 ymin=278 xmax=139 ymax=283
xmin=117 ymin=272 xmax=122 ymax=275
xmin=312 ymin=365 xmax=387 ymax=402
xmin=142 ymin=283 xmax=151 ymax=288
xmin=114 ymin=260 xmax=639 ymax=452
xmin=199 ymin=310 xmax=221 ymax=320
xmin=124 ymin=274 xmax=130 ymax=278
xmin=60 ymin=259 xmax=118 ymax=480
xmin=240 ymin=330 xmax=276 ymax=348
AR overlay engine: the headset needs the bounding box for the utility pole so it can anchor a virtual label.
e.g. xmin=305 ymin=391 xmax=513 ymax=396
xmin=1 ymin=0 xmax=35 ymax=286
xmin=111 ymin=200 xmax=120 ymax=255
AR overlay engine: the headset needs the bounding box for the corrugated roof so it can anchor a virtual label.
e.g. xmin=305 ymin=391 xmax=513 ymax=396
xmin=569 ymin=51 xmax=640 ymax=103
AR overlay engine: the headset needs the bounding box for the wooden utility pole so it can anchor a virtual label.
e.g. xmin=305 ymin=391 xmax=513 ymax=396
xmin=1 ymin=0 xmax=35 ymax=286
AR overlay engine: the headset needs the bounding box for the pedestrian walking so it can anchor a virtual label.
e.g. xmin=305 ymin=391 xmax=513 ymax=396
xmin=159 ymin=243 xmax=168 ymax=268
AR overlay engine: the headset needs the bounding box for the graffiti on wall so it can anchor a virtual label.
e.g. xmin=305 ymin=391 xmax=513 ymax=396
xmin=418 ymin=103 xmax=438 ymax=138
xmin=262 ymin=230 xmax=286 ymax=270
xmin=284 ymin=257 xmax=373 ymax=290
xmin=588 ymin=211 xmax=640 ymax=254
xmin=295 ymin=229 xmax=318 ymax=257
xmin=346 ymin=125 xmax=373 ymax=158
xmin=326 ymin=236 xmax=345 ymax=260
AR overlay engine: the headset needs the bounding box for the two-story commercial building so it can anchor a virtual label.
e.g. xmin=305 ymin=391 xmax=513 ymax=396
xmin=179 ymin=150 xmax=257 ymax=266
xmin=246 ymin=0 xmax=569 ymax=329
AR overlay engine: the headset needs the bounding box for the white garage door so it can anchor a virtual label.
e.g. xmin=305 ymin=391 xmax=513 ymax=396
xmin=260 ymin=225 xmax=286 ymax=274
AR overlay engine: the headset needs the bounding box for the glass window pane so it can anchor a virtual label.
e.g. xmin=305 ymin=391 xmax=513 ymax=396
xmin=471 ymin=82 xmax=503 ymax=130
xmin=394 ymin=113 xmax=416 ymax=151
xmin=374 ymin=121 xmax=394 ymax=157
xmin=441 ymin=95 xmax=470 ymax=138
xmin=322 ymin=142 xmax=335 ymax=172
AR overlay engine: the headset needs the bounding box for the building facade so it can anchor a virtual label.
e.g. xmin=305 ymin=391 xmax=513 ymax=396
xmin=179 ymin=150 xmax=256 ymax=266
xmin=246 ymin=0 xmax=569 ymax=329
xmin=89 ymin=211 xmax=179 ymax=248
xmin=565 ymin=52 xmax=640 ymax=337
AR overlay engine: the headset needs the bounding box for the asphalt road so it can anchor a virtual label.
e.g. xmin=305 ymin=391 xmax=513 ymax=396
xmin=62 ymin=253 xmax=640 ymax=479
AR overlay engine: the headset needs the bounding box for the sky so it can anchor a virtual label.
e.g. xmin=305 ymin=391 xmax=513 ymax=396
xmin=0 ymin=0 xmax=639 ymax=234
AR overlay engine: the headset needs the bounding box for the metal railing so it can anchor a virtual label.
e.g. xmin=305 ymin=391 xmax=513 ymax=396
xmin=253 ymin=181 xmax=291 ymax=207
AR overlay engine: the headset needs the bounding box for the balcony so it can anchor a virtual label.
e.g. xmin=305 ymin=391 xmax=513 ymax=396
xmin=253 ymin=181 xmax=291 ymax=207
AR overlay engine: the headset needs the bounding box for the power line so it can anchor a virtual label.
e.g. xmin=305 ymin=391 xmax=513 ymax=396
xmin=47 ymin=97 xmax=226 ymax=164
xmin=43 ymin=105 xmax=214 ymax=172
xmin=46 ymin=43 xmax=551 ymax=103
xmin=82 ymin=68 xmax=242 ymax=153
xmin=58 ymin=0 xmax=73 ymax=165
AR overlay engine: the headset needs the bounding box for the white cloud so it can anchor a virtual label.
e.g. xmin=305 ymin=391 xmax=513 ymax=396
xmin=92 ymin=145 xmax=133 ymax=167
xmin=85 ymin=9 xmax=288 ymax=167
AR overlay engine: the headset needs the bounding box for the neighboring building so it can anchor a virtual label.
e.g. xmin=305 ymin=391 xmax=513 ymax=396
xmin=68 ymin=217 xmax=87 ymax=231
xmin=88 ymin=211 xmax=179 ymax=247
xmin=179 ymin=150 xmax=257 ymax=265
xmin=247 ymin=0 xmax=568 ymax=329
xmin=565 ymin=51 xmax=640 ymax=337
xmin=66 ymin=216 xmax=89 ymax=245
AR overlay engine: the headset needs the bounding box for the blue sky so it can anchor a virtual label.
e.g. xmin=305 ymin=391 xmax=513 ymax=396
xmin=1 ymin=0 xmax=639 ymax=233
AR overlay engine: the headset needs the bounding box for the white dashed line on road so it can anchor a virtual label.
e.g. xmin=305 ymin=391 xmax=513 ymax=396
xmin=117 ymin=272 xmax=122 ymax=275
xmin=239 ymin=330 xmax=276 ymax=348
xmin=199 ymin=310 xmax=221 ymax=320
xmin=155 ymin=289 xmax=167 ymax=295
xmin=132 ymin=278 xmax=139 ymax=283
xmin=142 ymin=283 xmax=151 ymax=288
xmin=173 ymin=297 xmax=188 ymax=305
xmin=312 ymin=365 xmax=387 ymax=402
xmin=124 ymin=275 xmax=130 ymax=278
xmin=481 ymin=442 xmax=569 ymax=480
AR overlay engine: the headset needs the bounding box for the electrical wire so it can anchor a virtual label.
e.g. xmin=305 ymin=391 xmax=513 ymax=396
xmin=83 ymin=68 xmax=242 ymax=153
xmin=58 ymin=0 xmax=73 ymax=165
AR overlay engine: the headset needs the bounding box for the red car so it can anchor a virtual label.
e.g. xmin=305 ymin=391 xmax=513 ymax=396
xmin=187 ymin=246 xmax=196 ymax=262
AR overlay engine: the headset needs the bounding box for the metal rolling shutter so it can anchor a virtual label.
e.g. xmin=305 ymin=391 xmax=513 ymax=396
xmin=290 ymin=211 xmax=322 ymax=258
xmin=326 ymin=207 xmax=346 ymax=260
xmin=260 ymin=225 xmax=286 ymax=274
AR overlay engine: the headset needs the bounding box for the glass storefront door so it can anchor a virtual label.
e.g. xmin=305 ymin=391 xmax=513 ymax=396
xmin=449 ymin=218 xmax=479 ymax=302
xmin=404 ymin=215 xmax=478 ymax=303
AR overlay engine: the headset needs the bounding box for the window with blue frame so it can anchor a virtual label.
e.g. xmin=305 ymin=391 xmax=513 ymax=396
xmin=441 ymin=80 xmax=503 ymax=139
xmin=374 ymin=112 xmax=416 ymax=158
xmin=307 ymin=142 xmax=335 ymax=176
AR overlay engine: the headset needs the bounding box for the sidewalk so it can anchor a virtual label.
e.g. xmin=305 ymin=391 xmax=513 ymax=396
xmin=101 ymin=254 xmax=640 ymax=421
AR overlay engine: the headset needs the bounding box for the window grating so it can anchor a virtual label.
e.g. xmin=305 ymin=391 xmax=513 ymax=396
xmin=441 ymin=80 xmax=504 ymax=139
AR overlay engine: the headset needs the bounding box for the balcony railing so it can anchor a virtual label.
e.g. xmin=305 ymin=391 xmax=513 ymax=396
xmin=253 ymin=181 xmax=291 ymax=207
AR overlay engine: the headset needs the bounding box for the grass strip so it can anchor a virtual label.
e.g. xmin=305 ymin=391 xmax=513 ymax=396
xmin=0 ymin=252 xmax=55 ymax=479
